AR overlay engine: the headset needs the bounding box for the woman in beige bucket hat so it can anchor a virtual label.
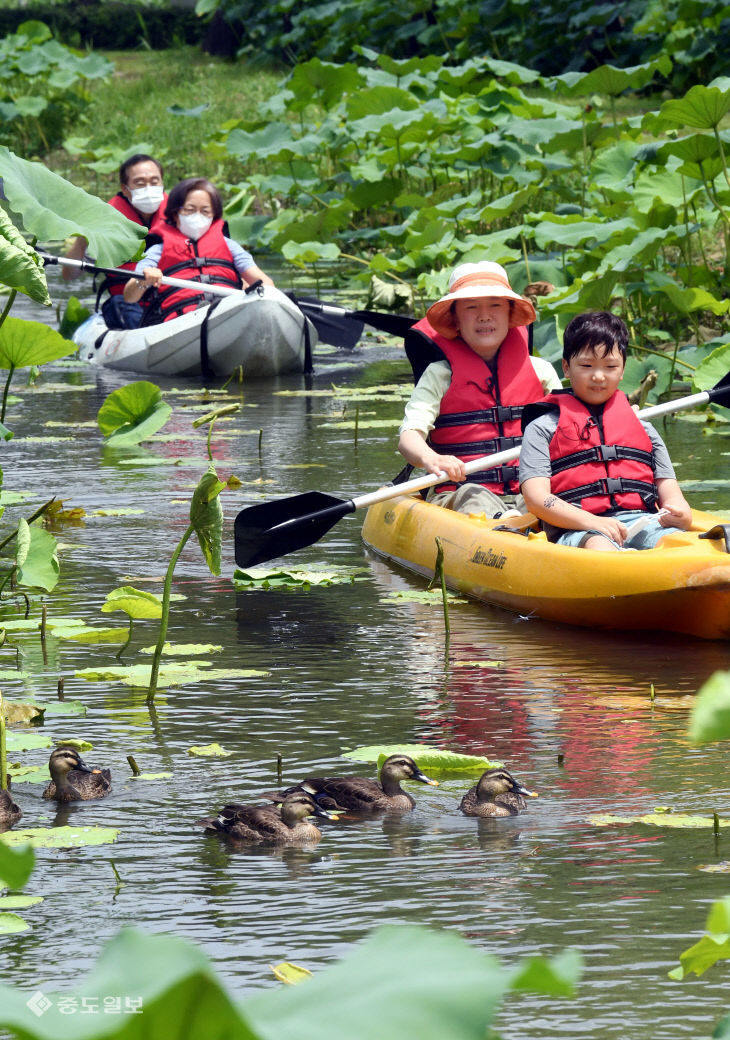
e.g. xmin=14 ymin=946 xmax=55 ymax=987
xmin=398 ymin=261 xmax=560 ymax=517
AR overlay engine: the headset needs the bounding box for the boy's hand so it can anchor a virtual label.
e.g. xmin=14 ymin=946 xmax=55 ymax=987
xmin=586 ymin=514 xmax=628 ymax=545
xmin=659 ymin=500 xmax=692 ymax=531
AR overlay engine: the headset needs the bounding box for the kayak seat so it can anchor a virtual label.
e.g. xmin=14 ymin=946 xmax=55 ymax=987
xmin=494 ymin=513 xmax=540 ymax=534
xmin=699 ymin=524 xmax=730 ymax=553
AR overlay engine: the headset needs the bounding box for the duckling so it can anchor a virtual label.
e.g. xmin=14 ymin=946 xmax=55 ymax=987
xmin=459 ymin=767 xmax=538 ymax=818
xmin=197 ymin=791 xmax=337 ymax=845
xmin=270 ymin=754 xmax=439 ymax=813
xmin=0 ymin=788 xmax=22 ymax=829
xmin=42 ymin=747 xmax=112 ymax=802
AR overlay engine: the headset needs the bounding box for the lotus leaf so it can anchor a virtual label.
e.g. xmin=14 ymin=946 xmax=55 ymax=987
xmin=688 ymin=670 xmax=730 ymax=743
xmin=190 ymin=466 xmax=228 ymax=575
xmin=4 ymin=731 xmax=50 ymax=752
xmin=0 ymin=147 xmax=144 ymax=269
xmin=669 ymin=897 xmax=730 ymax=980
xmin=0 ymin=207 xmax=49 ymax=305
xmin=0 ymin=896 xmax=42 ymax=909
xmin=0 ymin=913 xmax=28 ymax=934
xmin=0 ymin=841 xmax=34 ymax=889
xmin=102 ymin=587 xmax=163 ymax=620
xmin=97 ymin=380 xmax=172 ymax=444
xmin=343 ymin=745 xmax=501 ymax=773
xmin=270 ymin=962 xmax=312 ymax=985
xmin=75 ymin=664 xmax=269 ymax=688
xmin=1 ymin=826 xmax=119 ymax=848
xmin=15 ymin=520 xmax=59 ymax=592
xmin=1 ymin=701 xmax=43 ymax=724
xmin=0 ymin=317 xmax=74 ymax=371
xmin=589 ymin=813 xmax=730 ymax=828
xmin=188 ymin=744 xmax=232 ymax=757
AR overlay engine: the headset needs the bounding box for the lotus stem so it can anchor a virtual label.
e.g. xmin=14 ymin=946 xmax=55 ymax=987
xmin=429 ymin=537 xmax=451 ymax=639
xmin=713 ymin=812 xmax=720 ymax=837
xmin=126 ymin=755 xmax=141 ymax=776
xmin=0 ymin=498 xmax=56 ymax=555
xmin=258 ymin=429 xmax=263 ymax=462
xmin=57 ymin=677 xmax=64 ymax=700
xmin=0 ymin=692 xmax=7 ymax=791
xmin=354 ymin=405 xmax=359 ymax=447
xmin=649 ymin=683 xmax=655 ymax=704
xmin=116 ymin=618 xmax=133 ymax=659
xmin=147 ymin=525 xmax=193 ymax=703
xmin=276 ymin=752 xmax=283 ymax=784
xmin=1 ymin=362 xmax=16 ymax=425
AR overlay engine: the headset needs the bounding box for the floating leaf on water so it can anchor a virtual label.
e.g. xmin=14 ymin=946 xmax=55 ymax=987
xmin=188 ymin=744 xmax=232 ymax=757
xmin=270 ymin=962 xmax=313 ymax=985
xmin=232 ymin=566 xmax=362 ymax=589
xmin=54 ymin=738 xmax=92 ymax=752
xmin=452 ymin=660 xmax=505 ymax=669
xmin=343 ymin=745 xmax=502 ymax=773
xmin=0 ymin=896 xmax=43 ymax=909
xmin=320 ymin=419 xmax=399 ymax=429
xmin=139 ymin=643 xmax=223 ymax=656
xmin=102 ymin=586 xmax=163 ymax=620
xmin=4 ymin=732 xmax=51 ymax=752
xmin=90 ymin=508 xmax=145 ymax=517
xmin=1 ymin=701 xmax=43 ymax=724
xmin=697 ymin=861 xmax=730 ymax=873
xmin=0 ymin=826 xmax=119 ymax=848
xmin=589 ymin=813 xmax=730 ymax=828
xmin=381 ymin=590 xmax=468 ymax=604
xmin=75 ymin=663 xmax=269 ymax=688
xmin=7 ymin=765 xmax=48 ymax=784
xmin=688 ymin=669 xmax=730 ymax=744
xmin=0 ymin=841 xmax=34 ymax=889
xmin=0 ymin=913 xmax=29 ymax=934
xmin=280 ymin=463 xmax=328 ymax=470
xmin=57 ymin=626 xmax=128 ymax=645
xmin=0 ymin=671 xmax=28 ymax=682
xmin=130 ymin=772 xmax=173 ymax=781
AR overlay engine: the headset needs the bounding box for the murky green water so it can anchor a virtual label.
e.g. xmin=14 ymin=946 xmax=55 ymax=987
xmin=2 ymin=271 xmax=730 ymax=1038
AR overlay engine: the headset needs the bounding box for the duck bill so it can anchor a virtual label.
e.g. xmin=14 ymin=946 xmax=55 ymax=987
xmin=516 ymin=784 xmax=538 ymax=798
xmin=74 ymin=758 xmax=94 ymax=774
xmin=312 ymin=804 xmax=340 ymax=821
xmin=414 ymin=769 xmax=439 ymax=787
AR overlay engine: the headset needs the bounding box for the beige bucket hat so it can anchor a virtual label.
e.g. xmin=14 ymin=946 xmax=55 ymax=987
xmin=426 ymin=261 xmax=536 ymax=338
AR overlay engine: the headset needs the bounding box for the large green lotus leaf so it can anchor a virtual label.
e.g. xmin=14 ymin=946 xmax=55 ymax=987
xmin=102 ymin=586 xmax=163 ymax=620
xmin=0 ymin=896 xmax=42 ymax=910
xmin=669 ymin=898 xmax=730 ymax=980
xmin=97 ymin=380 xmax=172 ymax=443
xmin=281 ymin=241 xmax=341 ymax=266
xmin=0 ymin=927 xmax=258 ymax=1040
xmin=652 ymin=282 xmax=729 ymax=317
xmin=0 ymin=317 xmax=75 ymax=371
xmin=554 ymin=57 xmax=671 ymax=97
xmin=0 ymin=913 xmax=29 ymax=934
xmin=596 ymin=226 xmax=676 ymax=274
xmin=688 ymin=670 xmax=730 ymax=743
xmin=532 ymin=217 xmax=634 ymax=250
xmin=190 ymin=466 xmax=226 ymax=576
xmin=187 ymin=743 xmax=232 ymax=757
xmin=540 ymin=272 xmax=621 ymax=314
xmin=245 ymin=924 xmax=581 ymax=1040
xmin=75 ymin=664 xmax=269 ymax=688
xmin=16 ymin=520 xmax=59 ymax=593
xmin=589 ymin=813 xmax=730 ymax=828
xmin=0 ymin=842 xmax=34 ymax=890
xmin=342 ymin=744 xmax=501 ymax=773
xmin=659 ymin=84 xmax=730 ymax=130
xmin=0 ymin=147 xmax=145 ymax=268
xmin=693 ymin=343 xmax=730 ymax=395
xmin=0 ymin=827 xmax=119 ymax=849
xmin=0 ymin=207 xmax=50 ymax=305
xmin=227 ymin=123 xmax=321 ymax=163
xmin=655 ymin=133 xmax=719 ymax=166
xmin=4 ymin=731 xmax=51 ymax=752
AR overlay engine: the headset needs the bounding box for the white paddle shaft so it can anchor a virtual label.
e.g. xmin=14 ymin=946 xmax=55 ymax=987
xmin=350 ymin=388 xmax=714 ymax=511
xmin=52 ymin=254 xmax=249 ymax=299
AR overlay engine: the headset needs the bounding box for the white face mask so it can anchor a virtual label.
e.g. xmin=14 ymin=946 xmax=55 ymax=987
xmin=178 ymin=212 xmax=213 ymax=241
xmin=129 ymin=185 xmax=164 ymax=214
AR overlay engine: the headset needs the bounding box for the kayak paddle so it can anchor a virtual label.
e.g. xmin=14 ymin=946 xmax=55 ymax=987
xmin=39 ymin=252 xmax=414 ymax=348
xmin=233 ymin=370 xmax=730 ymax=567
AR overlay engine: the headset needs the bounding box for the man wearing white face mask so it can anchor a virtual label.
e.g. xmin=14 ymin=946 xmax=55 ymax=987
xmin=63 ymin=153 xmax=168 ymax=330
xmin=123 ymin=177 xmax=273 ymax=323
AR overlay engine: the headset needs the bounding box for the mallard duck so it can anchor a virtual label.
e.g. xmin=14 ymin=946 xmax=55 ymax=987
xmin=42 ymin=747 xmax=112 ymax=802
xmin=459 ymin=767 xmax=538 ymax=818
xmin=0 ymin=788 xmax=22 ymax=828
xmin=268 ymin=754 xmax=439 ymax=813
xmin=197 ymin=790 xmax=337 ymax=845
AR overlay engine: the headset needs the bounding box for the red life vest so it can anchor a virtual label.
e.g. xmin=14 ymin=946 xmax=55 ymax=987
xmin=545 ymin=390 xmax=658 ymax=513
xmin=103 ymin=192 xmax=168 ymax=295
xmin=151 ymin=220 xmax=241 ymax=322
xmin=418 ymin=317 xmax=543 ymax=494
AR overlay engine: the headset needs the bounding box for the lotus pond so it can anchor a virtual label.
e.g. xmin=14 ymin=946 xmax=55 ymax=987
xmin=1 ymin=271 xmax=730 ymax=1038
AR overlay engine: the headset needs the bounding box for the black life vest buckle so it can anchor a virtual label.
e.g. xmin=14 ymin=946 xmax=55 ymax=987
xmin=605 ymin=477 xmax=624 ymax=494
xmin=598 ymin=444 xmax=619 ymax=461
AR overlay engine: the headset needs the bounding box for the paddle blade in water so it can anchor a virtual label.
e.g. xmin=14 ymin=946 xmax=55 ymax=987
xmin=233 ymin=491 xmax=355 ymax=567
xmin=349 ymin=310 xmax=416 ymax=337
xmin=295 ymin=297 xmax=364 ymax=349
xmin=708 ymin=369 xmax=730 ymax=408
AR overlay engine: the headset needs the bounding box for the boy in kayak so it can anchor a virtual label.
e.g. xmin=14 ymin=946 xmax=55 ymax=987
xmin=398 ymin=261 xmax=561 ymax=517
xmin=520 ymin=311 xmax=692 ymax=551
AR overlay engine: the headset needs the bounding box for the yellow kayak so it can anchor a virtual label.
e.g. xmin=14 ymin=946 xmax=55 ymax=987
xmin=361 ymin=497 xmax=730 ymax=640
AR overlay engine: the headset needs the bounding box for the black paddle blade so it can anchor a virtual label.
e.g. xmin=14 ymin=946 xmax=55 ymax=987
xmin=234 ymin=491 xmax=356 ymax=567
xmin=349 ymin=310 xmax=417 ymax=337
xmin=708 ymin=369 xmax=730 ymax=408
xmin=295 ymin=297 xmax=364 ymax=349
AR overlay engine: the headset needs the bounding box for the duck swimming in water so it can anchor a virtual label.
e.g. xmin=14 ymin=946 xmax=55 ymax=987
xmin=459 ymin=767 xmax=538 ymax=818
xmin=197 ymin=790 xmax=338 ymax=845
xmin=266 ymin=754 xmax=439 ymax=813
xmin=0 ymin=788 xmax=22 ymax=829
xmin=42 ymin=747 xmax=112 ymax=803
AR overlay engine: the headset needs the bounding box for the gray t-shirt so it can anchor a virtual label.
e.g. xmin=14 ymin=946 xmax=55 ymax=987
xmin=519 ymin=411 xmax=675 ymax=484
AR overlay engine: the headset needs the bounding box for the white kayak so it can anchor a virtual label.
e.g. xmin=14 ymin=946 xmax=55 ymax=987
xmin=72 ymin=286 xmax=317 ymax=378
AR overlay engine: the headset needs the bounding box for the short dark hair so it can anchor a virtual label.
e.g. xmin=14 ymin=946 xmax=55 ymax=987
xmin=164 ymin=178 xmax=223 ymax=225
xmin=119 ymin=153 xmax=163 ymax=186
xmin=563 ymin=311 xmax=629 ymax=363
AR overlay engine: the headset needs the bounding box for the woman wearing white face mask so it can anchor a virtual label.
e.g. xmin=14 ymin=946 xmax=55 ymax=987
xmin=123 ymin=177 xmax=273 ymax=323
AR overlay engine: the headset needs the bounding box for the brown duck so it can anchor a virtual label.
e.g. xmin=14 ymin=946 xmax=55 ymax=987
xmin=42 ymin=747 xmax=112 ymax=802
xmin=0 ymin=788 xmax=22 ymax=829
xmin=197 ymin=790 xmax=338 ymax=845
xmin=459 ymin=767 xmax=538 ymax=818
xmin=267 ymin=754 xmax=439 ymax=813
